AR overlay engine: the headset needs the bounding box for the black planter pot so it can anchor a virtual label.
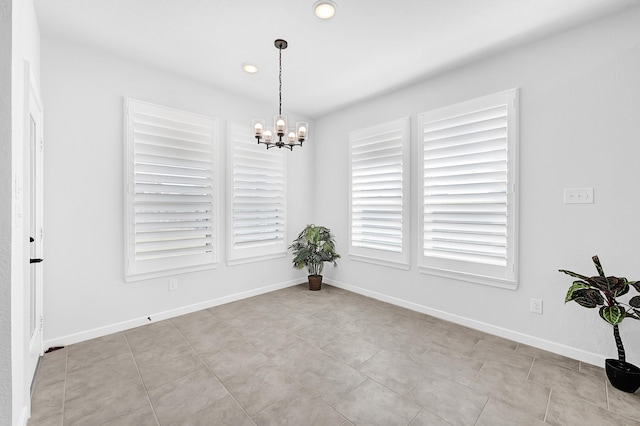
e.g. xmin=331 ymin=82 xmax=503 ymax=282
xmin=605 ymin=359 xmax=640 ymax=393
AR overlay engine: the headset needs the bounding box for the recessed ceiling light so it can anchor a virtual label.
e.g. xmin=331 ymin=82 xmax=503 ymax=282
xmin=242 ymin=63 xmax=258 ymax=73
xmin=313 ymin=0 xmax=337 ymax=19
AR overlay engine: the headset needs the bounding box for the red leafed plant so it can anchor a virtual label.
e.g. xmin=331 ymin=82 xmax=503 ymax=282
xmin=559 ymin=255 xmax=640 ymax=362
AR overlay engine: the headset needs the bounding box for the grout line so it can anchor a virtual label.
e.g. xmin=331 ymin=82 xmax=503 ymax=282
xmin=61 ymin=347 xmax=68 ymax=425
xmin=543 ymin=388 xmax=552 ymax=423
xmin=525 ymin=357 xmax=536 ymax=379
xmin=473 ymin=397 xmax=491 ymax=426
xmin=122 ymin=332 xmax=161 ymax=426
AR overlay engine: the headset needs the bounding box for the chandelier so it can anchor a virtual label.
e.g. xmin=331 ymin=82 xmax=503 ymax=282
xmin=252 ymin=39 xmax=308 ymax=150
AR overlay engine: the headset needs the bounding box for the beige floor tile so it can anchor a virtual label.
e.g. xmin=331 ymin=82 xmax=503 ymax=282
xmin=321 ymin=333 xmax=382 ymax=368
xmin=516 ymin=343 xmax=580 ymax=371
xmin=135 ymin=344 xmax=205 ymax=390
xmin=125 ymin=321 xmax=188 ymax=358
xmin=475 ymin=332 xmax=519 ymax=350
xmin=476 ymin=399 xmax=546 ymax=426
xmin=529 ymin=359 xmax=607 ymax=409
xmin=376 ymin=330 xmax=432 ymax=360
xmin=64 ymin=375 xmax=149 ymax=425
xmin=27 ymin=413 xmax=63 ymax=426
xmin=253 ymin=388 xmax=345 ymax=426
xmin=407 ymin=371 xmax=488 ymax=426
xmin=207 ymin=300 xmax=253 ymax=320
xmin=409 ymin=409 xmax=453 ymax=426
xmin=469 ymin=365 xmax=550 ymax=420
xmin=66 ymin=332 xmax=129 ymax=372
xmin=421 ymin=326 xmax=480 ymax=355
xmin=416 ymin=344 xmax=484 ymax=386
xmin=171 ymin=394 xmax=253 ymax=426
xmin=295 ymin=321 xmax=343 ymax=347
xmin=102 ymin=403 xmax=158 ymax=426
xmin=293 ymin=354 xmax=367 ymax=406
xmin=148 ymin=367 xmax=228 ymax=425
xmin=546 ymin=389 xmax=640 ymax=426
xmin=186 ymin=327 xmax=246 ymax=357
xmin=37 ymin=349 xmax=67 ymax=388
xmin=201 ymin=342 xmax=270 ymax=383
xmin=171 ymin=309 xmax=228 ymax=341
xmin=241 ymin=324 xmax=297 ymax=352
xmin=263 ymin=336 xmax=332 ymax=374
xmin=606 ymin=381 xmax=640 ymax=421
xmin=224 ymin=363 xmax=301 ymax=416
xmin=64 ymin=352 xmax=139 ymax=400
xmin=334 ymin=379 xmax=421 ymax=426
xmin=384 ymin=315 xmax=436 ymax=339
xmin=468 ymin=339 xmax=534 ymax=377
xmin=358 ymin=349 xmax=426 ymax=395
xmin=29 ymin=375 xmax=65 ymax=423
xmin=580 ymin=361 xmax=606 ymax=378
xmin=271 ymin=310 xmax=325 ymax=331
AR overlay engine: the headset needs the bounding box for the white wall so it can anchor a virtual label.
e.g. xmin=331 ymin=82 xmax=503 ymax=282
xmin=315 ymin=7 xmax=640 ymax=366
xmin=41 ymin=38 xmax=314 ymax=346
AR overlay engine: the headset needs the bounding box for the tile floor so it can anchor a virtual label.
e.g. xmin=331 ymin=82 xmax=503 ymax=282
xmin=28 ymin=284 xmax=640 ymax=425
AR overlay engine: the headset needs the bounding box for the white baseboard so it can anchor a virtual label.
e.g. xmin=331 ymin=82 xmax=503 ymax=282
xmin=325 ymin=278 xmax=606 ymax=367
xmin=43 ymin=279 xmax=302 ymax=349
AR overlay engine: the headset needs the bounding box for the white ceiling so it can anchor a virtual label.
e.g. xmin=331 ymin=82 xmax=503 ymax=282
xmin=34 ymin=0 xmax=639 ymax=118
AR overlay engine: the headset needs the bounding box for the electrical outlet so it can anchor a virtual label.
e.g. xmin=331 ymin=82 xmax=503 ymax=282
xmin=530 ymin=298 xmax=543 ymax=314
xmin=169 ymin=278 xmax=178 ymax=291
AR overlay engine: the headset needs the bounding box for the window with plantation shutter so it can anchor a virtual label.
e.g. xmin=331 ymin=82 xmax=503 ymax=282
xmin=349 ymin=117 xmax=410 ymax=269
xmin=124 ymin=98 xmax=218 ymax=281
xmin=227 ymin=122 xmax=286 ymax=264
xmin=419 ymin=89 xmax=518 ymax=289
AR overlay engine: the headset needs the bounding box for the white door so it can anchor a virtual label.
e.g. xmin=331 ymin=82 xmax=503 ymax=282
xmin=26 ymin=68 xmax=44 ymax=391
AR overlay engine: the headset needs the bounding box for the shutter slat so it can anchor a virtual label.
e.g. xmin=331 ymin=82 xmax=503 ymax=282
xmin=422 ymin=96 xmax=511 ymax=266
xmin=350 ymin=119 xmax=406 ymax=256
xmin=230 ymin=123 xmax=286 ymax=251
xmin=127 ymin=99 xmax=218 ymax=270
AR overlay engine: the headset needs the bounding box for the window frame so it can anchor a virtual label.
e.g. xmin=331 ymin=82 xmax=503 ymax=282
xmin=226 ymin=121 xmax=287 ymax=265
xmin=418 ymin=89 xmax=519 ymax=289
xmin=348 ymin=117 xmax=411 ymax=270
xmin=123 ymin=98 xmax=219 ymax=282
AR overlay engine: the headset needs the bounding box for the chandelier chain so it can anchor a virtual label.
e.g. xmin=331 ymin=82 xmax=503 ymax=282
xmin=278 ymin=47 xmax=282 ymax=116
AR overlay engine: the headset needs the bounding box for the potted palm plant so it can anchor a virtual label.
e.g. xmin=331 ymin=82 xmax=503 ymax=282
xmin=560 ymin=255 xmax=640 ymax=392
xmin=289 ymin=224 xmax=340 ymax=291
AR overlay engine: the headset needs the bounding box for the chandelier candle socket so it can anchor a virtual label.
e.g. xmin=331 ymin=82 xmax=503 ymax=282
xmin=253 ymin=39 xmax=308 ymax=150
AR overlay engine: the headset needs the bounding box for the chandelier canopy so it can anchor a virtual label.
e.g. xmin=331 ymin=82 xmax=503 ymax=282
xmin=252 ymin=39 xmax=308 ymax=150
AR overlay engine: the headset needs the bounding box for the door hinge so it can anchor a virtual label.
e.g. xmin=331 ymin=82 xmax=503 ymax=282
xmin=39 ymin=316 xmax=44 ymax=331
xmin=40 ymin=227 xmax=44 ymax=241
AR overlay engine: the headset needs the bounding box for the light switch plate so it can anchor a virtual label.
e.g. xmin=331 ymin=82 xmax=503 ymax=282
xmin=564 ymin=188 xmax=593 ymax=204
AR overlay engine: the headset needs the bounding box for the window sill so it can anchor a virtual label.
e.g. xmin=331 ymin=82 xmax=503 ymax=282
xmin=350 ymin=253 xmax=410 ymax=271
xmin=418 ymin=265 xmax=517 ymax=290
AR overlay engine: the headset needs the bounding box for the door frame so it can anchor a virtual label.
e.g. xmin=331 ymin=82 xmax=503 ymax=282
xmin=24 ymin=61 xmax=44 ymax=398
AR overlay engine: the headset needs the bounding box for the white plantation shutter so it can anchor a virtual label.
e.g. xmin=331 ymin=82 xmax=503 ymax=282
xmin=227 ymin=122 xmax=286 ymax=264
xmin=124 ymin=99 xmax=218 ymax=281
xmin=419 ymin=90 xmax=518 ymax=289
xmin=349 ymin=117 xmax=410 ymax=269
